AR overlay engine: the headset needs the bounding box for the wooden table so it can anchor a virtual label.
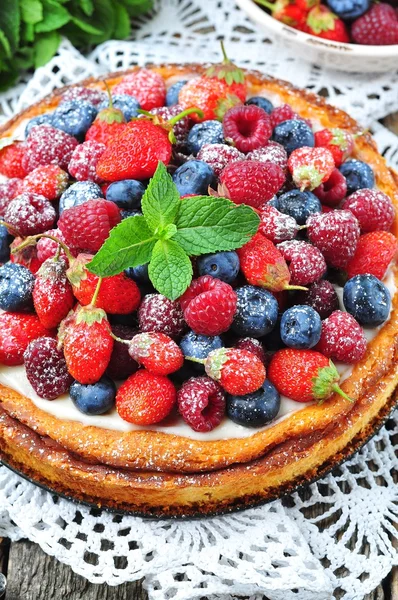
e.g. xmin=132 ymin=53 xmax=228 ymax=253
xmin=0 ymin=113 xmax=397 ymax=600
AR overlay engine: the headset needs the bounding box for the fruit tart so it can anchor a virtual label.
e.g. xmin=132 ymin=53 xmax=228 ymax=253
xmin=0 ymin=51 xmax=397 ymax=517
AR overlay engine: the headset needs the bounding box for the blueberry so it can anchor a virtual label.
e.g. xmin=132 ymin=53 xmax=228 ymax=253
xmin=166 ymin=80 xmax=188 ymax=106
xmin=343 ymin=274 xmax=391 ymax=326
xmin=339 ymin=160 xmax=374 ymax=194
xmin=0 ymin=263 xmax=35 ymax=312
xmin=197 ymin=251 xmax=239 ymax=284
xmin=52 ymin=100 xmax=97 ymax=141
xmin=326 ymin=0 xmax=370 ymax=20
xmin=106 ymin=179 xmax=145 ymax=210
xmin=25 ymin=113 xmax=54 ymax=138
xmin=125 ymin=264 xmax=150 ymax=283
xmin=0 ymin=225 xmax=11 ymax=263
xmin=232 ymin=285 xmax=278 ymax=338
xmin=97 ymin=94 xmax=140 ymax=120
xmin=268 ymin=196 xmax=279 ymax=208
xmin=272 ymin=119 xmax=314 ymax=155
xmin=180 ymin=331 xmax=223 ymax=372
xmin=172 ymin=160 xmax=215 ymax=196
xmin=120 ymin=209 xmax=142 ymax=220
xmin=227 ymin=381 xmax=281 ymax=428
xmin=280 ymin=305 xmax=321 ymax=349
xmin=59 ymin=181 xmax=103 ymax=214
xmin=70 ymin=376 xmax=116 ymax=415
xmin=245 ymin=96 xmax=274 ymax=114
xmin=186 ymin=120 xmax=224 ymax=155
xmin=277 ymin=189 xmax=321 ymax=225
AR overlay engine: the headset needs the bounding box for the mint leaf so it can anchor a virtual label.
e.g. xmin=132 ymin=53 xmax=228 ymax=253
xmin=174 ymin=196 xmax=259 ymax=255
xmin=0 ymin=0 xmax=20 ymax=53
xmin=87 ymin=216 xmax=157 ymax=277
xmin=35 ymin=0 xmax=70 ymax=33
xmin=33 ymin=32 xmax=61 ymax=67
xmin=113 ymin=2 xmax=130 ymax=38
xmin=141 ymin=162 xmax=180 ymax=234
xmin=148 ymin=240 xmax=192 ymax=301
xmin=20 ymin=0 xmax=43 ymax=25
xmin=80 ymin=0 xmax=94 ymax=16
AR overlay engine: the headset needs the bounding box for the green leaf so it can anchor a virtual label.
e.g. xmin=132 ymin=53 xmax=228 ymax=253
xmin=148 ymin=240 xmax=192 ymax=301
xmin=80 ymin=0 xmax=94 ymax=16
xmin=20 ymin=0 xmax=43 ymax=25
xmin=141 ymin=162 xmax=180 ymax=234
xmin=0 ymin=0 xmax=20 ymax=53
xmin=113 ymin=2 xmax=130 ymax=38
xmin=33 ymin=31 xmax=61 ymax=67
xmin=69 ymin=15 xmax=103 ymax=35
xmin=21 ymin=21 xmax=35 ymax=43
xmin=174 ymin=196 xmax=260 ymax=256
xmin=35 ymin=0 xmax=70 ymax=33
xmin=87 ymin=216 xmax=157 ymax=277
xmin=63 ymin=0 xmax=115 ymax=45
xmin=0 ymin=30 xmax=11 ymax=58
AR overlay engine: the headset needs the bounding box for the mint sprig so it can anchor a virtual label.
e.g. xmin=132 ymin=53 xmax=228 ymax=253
xmin=88 ymin=162 xmax=259 ymax=300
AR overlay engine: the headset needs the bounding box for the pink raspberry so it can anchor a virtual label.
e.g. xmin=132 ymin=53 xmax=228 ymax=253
xmin=270 ymin=104 xmax=297 ymax=128
xmin=219 ymin=160 xmax=285 ymax=208
xmin=107 ymin=324 xmax=138 ymax=380
xmin=313 ymin=168 xmax=347 ymax=207
xmin=235 ymin=337 xmax=267 ymax=365
xmin=177 ymin=376 xmax=226 ymax=432
xmin=259 ymin=205 xmax=299 ymax=244
xmin=180 ymin=275 xmax=237 ymax=336
xmin=315 ymin=310 xmax=367 ymax=364
xmin=197 ymin=143 xmax=244 ymax=177
xmin=295 ymin=280 xmax=340 ymax=320
xmin=23 ymin=125 xmax=79 ymax=172
xmin=223 ymin=104 xmax=272 ymax=153
xmin=4 ymin=192 xmax=56 ymax=237
xmin=277 ymin=240 xmax=327 ymax=286
xmin=36 ymin=228 xmax=78 ymax=263
xmin=307 ymin=210 xmax=360 ymax=269
xmin=61 ymin=86 xmax=106 ymax=105
xmin=138 ymin=294 xmax=185 ymax=338
xmin=0 ymin=178 xmax=24 ymax=215
xmin=246 ymin=141 xmax=288 ymax=170
xmin=68 ymin=140 xmax=106 ymax=183
xmin=342 ymin=189 xmax=395 ymax=232
xmin=112 ymin=69 xmax=166 ymax=111
xmin=24 ymin=336 xmax=73 ymax=399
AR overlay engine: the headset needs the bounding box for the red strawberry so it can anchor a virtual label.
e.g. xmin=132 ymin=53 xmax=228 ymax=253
xmin=352 ymin=3 xmax=398 ymax=45
xmin=116 ymin=370 xmax=176 ymax=425
xmin=235 ymin=337 xmax=267 ymax=365
xmin=177 ymin=376 xmax=226 ymax=432
xmin=314 ymin=128 xmax=354 ymax=167
xmin=128 ymin=332 xmax=184 ymax=376
xmin=0 ymin=143 xmax=27 ymax=179
xmin=85 ymin=97 xmax=126 ymax=146
xmin=33 ymin=257 xmax=75 ymax=329
xmin=346 ymin=231 xmax=398 ymax=280
xmin=68 ymin=140 xmax=106 ymax=183
xmin=342 ymin=189 xmax=395 ymax=233
xmin=0 ymin=312 xmax=55 ymax=366
xmin=288 ymin=147 xmax=335 ymax=191
xmin=112 ymin=69 xmax=166 ymax=111
xmin=204 ymin=348 xmax=266 ymax=395
xmin=315 ymin=311 xmax=367 ymax=364
xmin=223 ymin=104 xmax=272 ymax=153
xmin=268 ymin=348 xmax=351 ymax=403
xmin=277 ymin=239 xmax=327 ymax=286
xmin=61 ymin=304 xmax=113 ymax=384
xmin=218 ymin=160 xmax=285 ymax=208
xmin=257 ymin=0 xmax=308 ymax=27
xmin=313 ymin=168 xmax=347 ymax=207
xmin=301 ymin=5 xmax=350 ymax=43
xmin=22 ymin=125 xmax=78 ymax=172
xmin=10 ymin=237 xmax=42 ymax=274
xmin=307 ymin=210 xmax=360 ymax=269
xmin=22 ymin=164 xmax=69 ymax=200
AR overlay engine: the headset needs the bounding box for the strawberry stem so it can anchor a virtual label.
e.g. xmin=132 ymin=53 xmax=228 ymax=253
xmin=11 ymin=233 xmax=74 ymax=262
xmin=104 ymin=81 xmax=113 ymax=109
xmin=285 ymin=284 xmax=309 ymax=291
xmin=331 ymin=383 xmax=353 ymax=403
xmin=90 ymin=276 xmax=103 ymax=308
xmin=0 ymin=220 xmax=20 ymax=238
xmin=253 ymin=0 xmax=275 ymax=12
xmin=110 ymin=331 xmax=130 ymax=345
xmin=186 ymin=356 xmax=206 ymax=365
xmin=220 ymin=40 xmax=229 ymax=63
xmin=167 ymin=107 xmax=204 ymax=126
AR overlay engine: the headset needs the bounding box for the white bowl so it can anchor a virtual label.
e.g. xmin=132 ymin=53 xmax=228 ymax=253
xmin=236 ymin=0 xmax=398 ymax=73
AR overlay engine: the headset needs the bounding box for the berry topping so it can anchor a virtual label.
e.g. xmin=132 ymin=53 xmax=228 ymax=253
xmin=259 ymin=205 xmax=299 ymax=244
xmin=314 ymin=128 xmax=354 ymax=167
xmin=128 ymin=332 xmax=184 ymax=376
xmin=105 ymin=179 xmax=145 ymax=210
xmin=270 ymin=104 xmax=297 ymax=128
xmin=0 ymin=312 xmax=54 ymax=366
xmin=246 ymin=141 xmax=288 ymax=170
xmin=222 ymin=104 xmax=272 ymax=153
xmin=33 ymin=257 xmax=75 ymax=329
xmin=204 ymin=347 xmax=266 ymax=395
xmin=59 ymin=180 xmax=103 ymax=214
xmin=343 ymin=274 xmax=391 ymax=326
xmin=187 ymin=120 xmax=224 ymax=155
xmin=24 ymin=114 xmax=54 ymax=137
xmin=173 ymin=160 xmax=215 ymax=196
xmin=24 ymin=337 xmax=73 ymax=399
xmin=196 ymin=251 xmax=240 ymax=284
xmin=235 ymin=337 xmax=267 ymax=365
xmin=112 ymin=69 xmax=166 ymax=111
xmin=68 ymin=140 xmax=106 ymax=183
xmin=303 ymin=5 xmax=350 ymax=42
xmin=0 ymin=179 xmax=24 ymax=215
xmin=351 ymin=3 xmax=398 ymax=45
xmin=61 ymin=86 xmax=105 ymax=106
xmin=277 ymin=240 xmax=327 ymax=286
xmin=179 ymin=77 xmax=239 ymax=123
xmin=307 ymin=210 xmax=360 ymax=268
xmin=280 ymin=305 xmax=322 ymax=349
xmin=51 ymin=100 xmax=98 ymax=141
xmin=276 ymin=189 xmax=321 ymax=225
xmin=295 ymin=279 xmax=340 ymax=319
xmin=245 ymin=96 xmax=274 ymax=114
xmin=326 ymin=0 xmax=370 ymax=20
xmin=0 ymin=143 xmax=27 ymax=179
xmin=0 ymin=262 xmax=35 ymax=312
xmin=342 ymin=189 xmax=395 ymax=232
xmin=226 ymin=380 xmax=281 ymax=428
xmin=339 ymin=159 xmax=374 ymax=194
xmin=97 ymin=94 xmax=140 ymax=120
xmin=231 ymin=285 xmax=278 ymax=338
xmin=4 ymin=192 xmax=56 ymax=237
xmin=166 ymin=80 xmax=188 ymax=106
xmin=23 ymin=164 xmax=69 ymax=200
xmin=196 ymin=143 xmax=244 ymax=177
xmin=272 ymin=119 xmax=314 ymax=155
xmin=177 ymin=376 xmax=226 ymax=432
xmin=23 ymin=125 xmax=78 ymax=172
xmin=315 ymin=310 xmax=367 ymax=363
xmin=107 ymin=324 xmax=138 ymax=380
xmin=288 ymin=146 xmax=335 ymax=191
xmin=116 ymin=370 xmax=176 ymax=425
xmin=346 ymin=231 xmax=398 ymax=280
xmin=138 ymin=294 xmax=185 ymax=338
xmin=218 ymin=160 xmax=285 ymax=208
xmin=36 ymin=228 xmax=78 ymax=263
xmin=70 ymin=376 xmax=116 ymax=415
xmin=0 ymin=225 xmax=10 ymax=263
xmin=313 ymin=168 xmax=347 ymax=207
xmin=180 ymin=331 xmax=223 ymax=371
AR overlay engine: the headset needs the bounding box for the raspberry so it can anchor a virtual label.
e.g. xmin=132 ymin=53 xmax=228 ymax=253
xmin=307 ymin=210 xmax=360 ymax=269
xmin=246 ymin=141 xmax=288 ymax=170
xmin=177 ymin=376 xmax=226 ymax=432
xmin=22 ymin=165 xmax=69 ymax=200
xmin=112 ymin=69 xmax=166 ymax=111
xmin=23 ymin=125 xmax=78 ymax=172
xmin=116 ymin=370 xmax=176 ymax=425
xmin=61 ymin=86 xmax=106 ymax=106
xmin=346 ymin=231 xmax=398 ymax=280
xmin=235 ymin=337 xmax=267 ymax=365
xmin=129 ymin=332 xmax=184 ymax=376
xmin=295 ymin=279 xmax=340 ymax=319
xmin=107 ymin=324 xmax=138 ymax=380
xmin=0 ymin=179 xmax=24 ymax=216
xmin=313 ymin=168 xmax=347 ymax=207
xmin=259 ymin=205 xmax=299 ymax=244
xmin=277 ymin=240 xmax=326 ymax=286
xmin=205 ymin=347 xmax=266 ymax=395
xmin=219 ymin=160 xmax=285 ymax=208
xmin=24 ymin=337 xmax=73 ymax=399
xmin=180 ymin=276 xmax=237 ymax=336
xmin=58 ymin=198 xmax=121 ymax=253
xmin=342 ymin=189 xmax=395 ymax=233
xmin=288 ymin=146 xmax=335 ymax=191
xmin=4 ymin=192 xmax=56 ymax=237
xmin=68 ymin=140 xmax=106 ymax=183
xmin=196 ymin=143 xmax=244 ymax=177
xmin=316 ymin=311 xmax=367 ymax=364
xmin=138 ymin=294 xmax=185 ymax=338
xmin=352 ymin=3 xmax=398 ymax=45
xmin=0 ymin=312 xmax=55 ymax=366
xmin=150 ymin=104 xmax=191 ymax=152
xmin=270 ymin=104 xmax=297 ymax=128
xmin=36 ymin=228 xmax=78 ymax=263
xmin=223 ymin=104 xmax=272 ymax=153
xmin=0 ymin=143 xmax=27 ymax=178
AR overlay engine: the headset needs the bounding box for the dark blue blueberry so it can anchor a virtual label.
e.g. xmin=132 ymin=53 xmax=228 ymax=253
xmin=97 ymin=94 xmax=140 ymax=120
xmin=245 ymin=96 xmax=273 ymax=114
xmin=120 ymin=209 xmax=142 ymax=220
xmin=227 ymin=381 xmax=281 ymax=428
xmin=125 ymin=264 xmax=150 ymax=284
xmin=268 ymin=196 xmax=279 ymax=208
xmin=339 ymin=160 xmax=374 ymax=194
xmin=52 ymin=100 xmax=97 ymax=141
xmin=180 ymin=331 xmax=223 ymax=372
xmin=25 ymin=113 xmax=54 ymax=138
xmin=197 ymin=251 xmax=239 ymax=284
xmin=106 ymin=179 xmax=145 ymax=210
xmin=0 ymin=225 xmax=11 ymax=263
xmin=186 ymin=120 xmax=224 ymax=155
xmin=280 ymin=305 xmax=321 ymax=349
xmin=172 ymin=160 xmax=215 ymax=196
xmin=326 ymin=0 xmax=370 ymax=19
xmin=59 ymin=181 xmax=103 ymax=214
xmin=0 ymin=263 xmax=35 ymax=312
xmin=272 ymin=119 xmax=314 ymax=155
xmin=232 ymin=285 xmax=278 ymax=338
xmin=277 ymin=189 xmax=321 ymax=225
xmin=343 ymin=274 xmax=391 ymax=326
xmin=70 ymin=376 xmax=116 ymax=415
xmin=166 ymin=80 xmax=188 ymax=106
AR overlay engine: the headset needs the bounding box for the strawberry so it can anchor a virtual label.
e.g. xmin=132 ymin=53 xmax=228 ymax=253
xmin=301 ymin=5 xmax=350 ymax=42
xmin=314 ymin=128 xmax=354 ymax=167
xmin=268 ymin=348 xmax=351 ymax=403
xmin=33 ymin=257 xmax=75 ymax=329
xmin=61 ymin=304 xmax=113 ymax=384
xmin=85 ymin=94 xmax=126 ymax=146
xmin=10 ymin=236 xmax=42 ymax=274
xmin=128 ymin=332 xmax=184 ymax=376
xmin=0 ymin=142 xmax=27 ymax=179
xmin=112 ymin=69 xmax=166 ymax=111
xmin=0 ymin=312 xmax=55 ymax=366
xmin=203 ymin=348 xmax=266 ymax=395
xmin=346 ymin=231 xmax=398 ymax=280
xmin=22 ymin=165 xmax=69 ymax=200
xmin=288 ymin=147 xmax=335 ymax=191
xmin=256 ymin=0 xmax=309 ymax=27
xmin=116 ymin=370 xmax=176 ymax=425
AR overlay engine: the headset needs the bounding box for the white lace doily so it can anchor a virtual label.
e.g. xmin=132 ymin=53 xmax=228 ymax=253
xmin=0 ymin=2 xmax=397 ymax=599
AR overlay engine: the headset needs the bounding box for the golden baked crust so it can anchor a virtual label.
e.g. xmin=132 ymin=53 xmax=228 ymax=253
xmin=0 ymin=64 xmax=397 ymax=516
